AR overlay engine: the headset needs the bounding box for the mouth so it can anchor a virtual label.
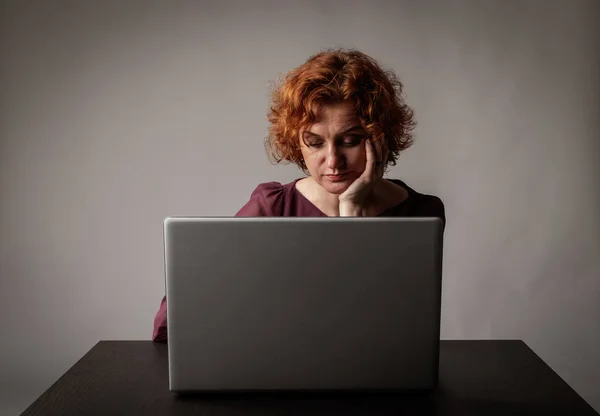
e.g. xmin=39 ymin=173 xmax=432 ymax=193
xmin=325 ymin=173 xmax=348 ymax=182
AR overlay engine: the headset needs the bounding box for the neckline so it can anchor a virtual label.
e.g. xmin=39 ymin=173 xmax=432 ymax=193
xmin=291 ymin=177 xmax=412 ymax=217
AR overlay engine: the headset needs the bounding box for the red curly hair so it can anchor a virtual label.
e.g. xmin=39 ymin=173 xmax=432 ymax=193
xmin=265 ymin=48 xmax=417 ymax=172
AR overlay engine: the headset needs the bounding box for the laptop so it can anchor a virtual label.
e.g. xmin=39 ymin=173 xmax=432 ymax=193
xmin=164 ymin=217 xmax=444 ymax=393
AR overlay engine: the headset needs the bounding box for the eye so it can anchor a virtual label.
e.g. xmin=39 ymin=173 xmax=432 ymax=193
xmin=342 ymin=135 xmax=364 ymax=146
xmin=306 ymin=141 xmax=324 ymax=148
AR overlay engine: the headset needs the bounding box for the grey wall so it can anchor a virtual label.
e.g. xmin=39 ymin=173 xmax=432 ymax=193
xmin=1 ymin=0 xmax=599 ymax=413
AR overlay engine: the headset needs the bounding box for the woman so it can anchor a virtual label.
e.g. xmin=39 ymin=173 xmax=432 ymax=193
xmin=152 ymin=48 xmax=445 ymax=342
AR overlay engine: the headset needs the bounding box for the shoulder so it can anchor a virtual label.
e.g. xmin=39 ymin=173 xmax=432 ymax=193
xmin=236 ymin=181 xmax=289 ymax=216
xmin=249 ymin=181 xmax=286 ymax=199
xmin=389 ymin=179 xmax=446 ymax=226
xmin=412 ymin=189 xmax=445 ymax=214
xmin=417 ymin=193 xmax=446 ymax=221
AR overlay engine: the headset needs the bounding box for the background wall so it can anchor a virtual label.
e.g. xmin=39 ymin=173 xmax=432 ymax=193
xmin=1 ymin=0 xmax=598 ymax=413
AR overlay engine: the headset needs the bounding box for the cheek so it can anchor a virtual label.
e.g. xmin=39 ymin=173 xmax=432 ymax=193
xmin=302 ymin=148 xmax=324 ymax=163
xmin=301 ymin=146 xmax=366 ymax=170
xmin=300 ymin=149 xmax=322 ymax=173
xmin=344 ymin=147 xmax=367 ymax=166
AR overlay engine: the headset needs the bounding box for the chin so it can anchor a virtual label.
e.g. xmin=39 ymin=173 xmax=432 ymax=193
xmin=317 ymin=178 xmax=352 ymax=195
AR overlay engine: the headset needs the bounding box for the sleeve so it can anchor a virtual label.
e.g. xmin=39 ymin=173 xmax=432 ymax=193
xmin=426 ymin=195 xmax=446 ymax=232
xmin=151 ymin=182 xmax=285 ymax=342
xmin=151 ymin=295 xmax=168 ymax=343
xmin=235 ymin=182 xmax=285 ymax=216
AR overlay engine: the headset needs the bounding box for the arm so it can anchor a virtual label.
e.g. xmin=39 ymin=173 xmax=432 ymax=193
xmin=152 ymin=295 xmax=168 ymax=343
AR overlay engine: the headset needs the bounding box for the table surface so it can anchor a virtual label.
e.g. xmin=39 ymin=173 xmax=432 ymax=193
xmin=21 ymin=340 xmax=598 ymax=416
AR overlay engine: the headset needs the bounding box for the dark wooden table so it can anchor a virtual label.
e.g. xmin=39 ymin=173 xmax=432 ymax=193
xmin=21 ymin=340 xmax=598 ymax=415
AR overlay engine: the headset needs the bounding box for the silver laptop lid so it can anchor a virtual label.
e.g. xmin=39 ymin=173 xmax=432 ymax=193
xmin=164 ymin=217 xmax=444 ymax=392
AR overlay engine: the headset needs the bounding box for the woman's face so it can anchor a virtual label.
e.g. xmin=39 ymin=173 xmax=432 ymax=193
xmin=299 ymin=102 xmax=368 ymax=195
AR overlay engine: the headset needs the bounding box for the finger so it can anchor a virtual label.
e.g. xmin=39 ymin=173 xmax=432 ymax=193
xmin=374 ymin=138 xmax=383 ymax=163
xmin=363 ymin=138 xmax=376 ymax=179
xmin=378 ymin=144 xmax=389 ymax=177
xmin=373 ymin=138 xmax=384 ymax=176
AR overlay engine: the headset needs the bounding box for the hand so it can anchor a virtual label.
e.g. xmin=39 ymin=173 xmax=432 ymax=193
xmin=338 ymin=138 xmax=388 ymax=216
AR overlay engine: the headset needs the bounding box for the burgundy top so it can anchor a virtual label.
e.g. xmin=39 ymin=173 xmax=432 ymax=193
xmin=152 ymin=178 xmax=445 ymax=342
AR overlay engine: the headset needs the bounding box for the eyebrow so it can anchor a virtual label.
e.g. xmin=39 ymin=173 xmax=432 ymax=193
xmin=303 ymin=125 xmax=364 ymax=138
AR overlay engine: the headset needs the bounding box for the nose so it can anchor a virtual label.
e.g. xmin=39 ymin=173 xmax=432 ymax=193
xmin=326 ymin=145 xmax=345 ymax=169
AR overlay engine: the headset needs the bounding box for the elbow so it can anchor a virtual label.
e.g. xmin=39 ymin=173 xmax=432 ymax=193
xmin=152 ymin=328 xmax=168 ymax=343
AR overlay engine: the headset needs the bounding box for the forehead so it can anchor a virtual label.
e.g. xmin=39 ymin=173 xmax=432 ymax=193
xmin=310 ymin=102 xmax=359 ymax=128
